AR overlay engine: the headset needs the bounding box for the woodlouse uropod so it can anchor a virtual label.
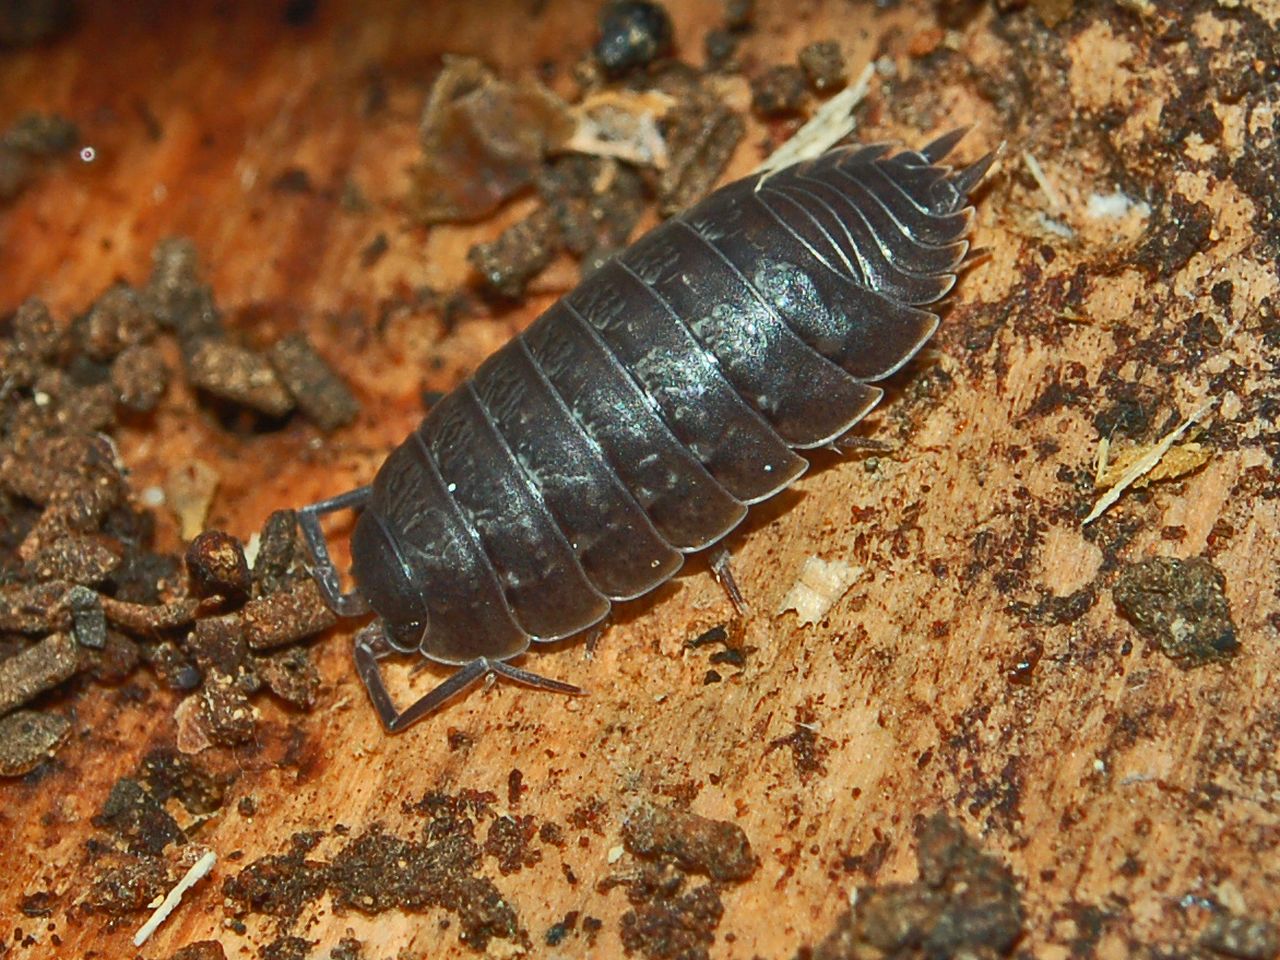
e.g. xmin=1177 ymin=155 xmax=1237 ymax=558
xmin=298 ymin=131 xmax=993 ymax=732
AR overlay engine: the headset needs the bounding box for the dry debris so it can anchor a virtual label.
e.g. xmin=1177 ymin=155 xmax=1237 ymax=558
xmin=0 ymin=708 xmax=71 ymax=776
xmin=187 ymin=339 xmax=295 ymax=419
xmin=1112 ymin=556 xmax=1238 ymax=665
xmin=409 ymin=56 xmax=574 ymax=224
xmin=601 ymin=802 xmax=759 ymax=960
xmin=622 ymin=803 xmax=758 ymax=882
xmin=224 ymin=792 xmax=527 ymax=953
xmin=798 ymin=816 xmax=1025 ymax=959
xmin=0 ymin=265 xmax=346 ymax=771
xmin=266 ymin=333 xmax=359 ymax=432
xmin=797 ymin=41 xmax=846 ymax=94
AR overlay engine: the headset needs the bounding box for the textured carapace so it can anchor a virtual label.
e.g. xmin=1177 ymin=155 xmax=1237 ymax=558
xmin=299 ymin=131 xmax=993 ymax=731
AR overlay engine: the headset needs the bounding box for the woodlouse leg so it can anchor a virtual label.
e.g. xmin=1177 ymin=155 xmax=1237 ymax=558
xmin=709 ymin=547 xmax=750 ymax=616
xmin=354 ymin=622 xmax=490 ymax=733
xmin=487 ymin=660 xmax=585 ymax=697
xmin=354 ymin=624 xmax=584 ymax=733
xmin=297 ymin=486 xmax=372 ymax=616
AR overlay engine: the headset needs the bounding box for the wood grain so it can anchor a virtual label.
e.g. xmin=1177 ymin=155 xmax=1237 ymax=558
xmin=2 ymin=1 xmax=1278 ymax=957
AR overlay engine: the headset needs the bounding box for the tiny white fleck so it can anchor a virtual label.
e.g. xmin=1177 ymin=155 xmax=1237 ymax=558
xmin=79 ymin=146 xmax=96 ymax=162
xmin=607 ymin=845 xmax=625 ymax=864
xmin=764 ymin=464 xmax=772 ymax=472
xmin=447 ymin=482 xmax=457 ymax=493
xmin=1093 ymin=758 xmax=1106 ymax=773
xmin=141 ymin=486 xmax=166 ymax=507
xmin=33 ymin=390 xmax=50 ymax=406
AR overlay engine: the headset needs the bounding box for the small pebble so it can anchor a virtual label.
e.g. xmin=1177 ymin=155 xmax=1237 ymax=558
xmin=468 ymin=207 xmax=562 ymax=300
xmin=797 ymin=41 xmax=846 ymax=94
xmin=267 ymin=333 xmax=359 ymax=432
xmin=704 ymin=29 xmax=739 ymax=70
xmin=0 ymin=632 xmax=80 ymax=716
xmin=111 ymin=343 xmax=169 ymax=413
xmin=751 ymin=64 xmax=807 ymax=117
xmin=0 ymin=710 xmax=71 ymax=777
xmin=185 ymin=530 xmax=251 ymax=603
xmin=186 ymin=339 xmax=295 ymax=418
xmin=241 ymin=579 xmax=336 ymax=651
xmin=594 ymin=1 xmax=674 ymax=78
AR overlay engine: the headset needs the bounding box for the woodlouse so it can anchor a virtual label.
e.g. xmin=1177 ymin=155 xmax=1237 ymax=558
xmin=299 ymin=131 xmax=993 ymax=732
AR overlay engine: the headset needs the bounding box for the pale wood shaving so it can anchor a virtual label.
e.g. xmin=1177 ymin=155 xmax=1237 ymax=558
xmin=1095 ymin=441 xmax=1212 ymax=490
xmin=1083 ymin=399 xmax=1217 ymax=525
xmin=777 ymin=556 xmax=863 ymax=625
xmin=755 ymin=63 xmax=875 ymax=175
xmin=132 ymin=849 xmax=216 ymax=946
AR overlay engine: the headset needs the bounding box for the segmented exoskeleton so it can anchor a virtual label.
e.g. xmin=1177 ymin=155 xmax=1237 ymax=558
xmin=299 ymin=130 xmax=994 ymax=732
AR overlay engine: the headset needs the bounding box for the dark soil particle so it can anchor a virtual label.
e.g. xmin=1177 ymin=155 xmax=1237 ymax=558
xmin=797 ymin=815 xmax=1025 ymax=959
xmin=260 ymin=935 xmax=314 ymax=960
xmin=239 ymin=579 xmax=334 ymax=651
xmin=568 ymin=796 xmax=609 ymax=835
xmin=1200 ymin=912 xmax=1280 ymax=960
xmin=1134 ymin=193 xmax=1215 ymax=280
xmin=138 ymin=747 xmax=229 ymax=815
xmin=0 ymin=709 xmax=70 ymax=776
xmin=484 ymin=815 xmax=542 ymax=875
xmin=187 ymin=338 xmax=296 ymax=418
xmin=767 ymin=724 xmax=834 ymax=784
xmin=797 ymin=41 xmax=845 ymax=94
xmin=199 ymin=669 xmax=257 ymax=745
xmin=622 ymin=803 xmax=758 ymax=882
xmin=168 ymin=942 xmax=228 ymax=960
xmin=468 ymin=207 xmax=562 ymax=301
xmin=226 ymin=795 xmax=525 ymax=953
xmin=617 ymin=862 xmax=725 ymax=960
xmin=327 ymin=937 xmax=364 ymax=960
xmin=1112 ymin=556 xmax=1238 ymax=665
xmin=594 ymin=1 xmax=674 ymax=78
xmin=653 ymin=70 xmax=745 ymax=218
xmin=266 ymin=333 xmax=360 ymax=432
xmin=751 ymin=65 xmax=808 ymax=117
xmin=83 ymin=851 xmax=171 ymax=916
xmin=78 ymin=284 xmax=158 ymax=362
xmin=252 ymin=510 xmax=303 ymax=595
xmin=186 ymin=530 xmax=251 ymax=603
xmin=0 ymin=631 xmax=79 ymax=714
xmin=92 ymin=777 xmax=186 ymax=856
xmin=253 ymin=646 xmax=321 ymax=710
xmin=538 ymin=154 xmax=646 ymax=265
xmin=223 ymin=831 xmax=329 ymax=922
xmin=326 ymin=826 xmax=522 ymax=951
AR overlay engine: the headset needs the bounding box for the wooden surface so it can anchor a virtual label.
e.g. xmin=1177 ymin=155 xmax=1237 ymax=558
xmin=3 ymin=1 xmax=1279 ymax=957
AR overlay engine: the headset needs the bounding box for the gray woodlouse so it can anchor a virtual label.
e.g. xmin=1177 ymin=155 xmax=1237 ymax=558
xmin=299 ymin=131 xmax=993 ymax=732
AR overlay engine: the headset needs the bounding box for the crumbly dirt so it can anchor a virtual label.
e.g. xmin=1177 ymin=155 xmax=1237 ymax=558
xmin=2 ymin=1 xmax=1279 ymax=958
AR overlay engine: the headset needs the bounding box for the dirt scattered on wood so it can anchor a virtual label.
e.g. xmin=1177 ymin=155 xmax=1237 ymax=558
xmin=1112 ymin=556 xmax=1238 ymax=665
xmin=797 ymin=816 xmax=1025 ymax=960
